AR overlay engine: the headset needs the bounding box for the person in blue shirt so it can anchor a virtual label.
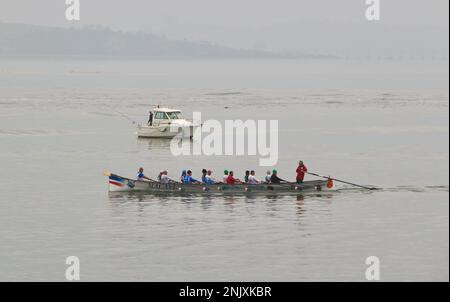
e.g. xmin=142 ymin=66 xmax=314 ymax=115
xmin=205 ymin=170 xmax=217 ymax=185
xmin=137 ymin=167 xmax=152 ymax=181
xmin=180 ymin=170 xmax=187 ymax=182
xmin=183 ymin=170 xmax=200 ymax=184
xmin=201 ymin=169 xmax=208 ymax=183
xmin=201 ymin=169 xmax=217 ymax=185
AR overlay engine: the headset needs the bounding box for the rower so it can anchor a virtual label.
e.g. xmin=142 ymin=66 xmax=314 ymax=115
xmin=137 ymin=167 xmax=152 ymax=181
xmin=296 ymin=160 xmax=308 ymax=183
xmin=244 ymin=170 xmax=250 ymax=183
xmin=270 ymin=169 xmax=286 ymax=184
xmin=222 ymin=170 xmax=229 ymax=183
xmin=226 ymin=171 xmax=241 ymax=185
xmin=205 ymin=170 xmax=217 ymax=184
xmin=160 ymin=170 xmax=175 ymax=183
xmin=157 ymin=170 xmax=164 ymax=181
xmin=183 ymin=170 xmax=200 ymax=184
xmin=201 ymin=169 xmax=208 ymax=183
xmin=180 ymin=170 xmax=187 ymax=182
xmin=265 ymin=170 xmax=272 ymax=183
xmin=247 ymin=170 xmax=260 ymax=184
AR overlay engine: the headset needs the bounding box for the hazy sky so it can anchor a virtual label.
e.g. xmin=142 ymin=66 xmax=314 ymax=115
xmin=1 ymin=0 xmax=448 ymax=54
xmin=1 ymin=0 xmax=448 ymax=27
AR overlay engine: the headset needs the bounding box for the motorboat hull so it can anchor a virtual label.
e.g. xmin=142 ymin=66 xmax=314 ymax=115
xmin=136 ymin=124 xmax=194 ymax=138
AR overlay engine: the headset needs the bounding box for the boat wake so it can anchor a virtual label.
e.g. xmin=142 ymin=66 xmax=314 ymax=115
xmin=0 ymin=128 xmax=68 ymax=136
xmin=380 ymin=185 xmax=449 ymax=193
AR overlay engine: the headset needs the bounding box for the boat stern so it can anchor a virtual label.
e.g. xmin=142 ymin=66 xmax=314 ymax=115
xmin=107 ymin=173 xmax=135 ymax=192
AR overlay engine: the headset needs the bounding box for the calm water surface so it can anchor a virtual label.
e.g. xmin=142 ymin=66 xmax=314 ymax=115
xmin=0 ymin=59 xmax=448 ymax=281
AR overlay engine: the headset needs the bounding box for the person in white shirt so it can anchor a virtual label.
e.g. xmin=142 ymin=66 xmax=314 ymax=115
xmin=222 ymin=170 xmax=229 ymax=183
xmin=205 ymin=170 xmax=217 ymax=185
xmin=160 ymin=170 xmax=175 ymax=184
xmin=247 ymin=170 xmax=261 ymax=184
xmin=265 ymin=170 xmax=272 ymax=183
xmin=157 ymin=170 xmax=164 ymax=181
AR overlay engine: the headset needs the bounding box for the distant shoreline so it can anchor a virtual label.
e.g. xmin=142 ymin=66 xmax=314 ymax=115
xmin=0 ymin=22 xmax=337 ymax=60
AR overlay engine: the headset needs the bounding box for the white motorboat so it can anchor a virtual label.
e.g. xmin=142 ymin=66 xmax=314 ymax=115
xmin=136 ymin=107 xmax=196 ymax=138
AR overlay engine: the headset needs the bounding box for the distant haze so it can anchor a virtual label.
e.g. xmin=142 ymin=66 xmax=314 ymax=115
xmin=0 ymin=0 xmax=448 ymax=58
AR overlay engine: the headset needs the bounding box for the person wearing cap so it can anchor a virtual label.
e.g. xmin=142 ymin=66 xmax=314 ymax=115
xmin=270 ymin=169 xmax=286 ymax=184
xmin=222 ymin=170 xmax=229 ymax=183
xmin=296 ymin=160 xmax=308 ymax=183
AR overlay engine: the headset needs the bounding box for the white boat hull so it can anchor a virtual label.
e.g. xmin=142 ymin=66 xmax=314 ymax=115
xmin=137 ymin=125 xmax=194 ymax=138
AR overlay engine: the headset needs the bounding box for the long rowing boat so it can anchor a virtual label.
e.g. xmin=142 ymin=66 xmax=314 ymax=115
xmin=107 ymin=173 xmax=334 ymax=195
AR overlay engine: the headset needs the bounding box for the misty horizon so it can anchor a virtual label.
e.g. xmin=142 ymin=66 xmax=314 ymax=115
xmin=0 ymin=21 xmax=448 ymax=60
xmin=0 ymin=21 xmax=338 ymax=59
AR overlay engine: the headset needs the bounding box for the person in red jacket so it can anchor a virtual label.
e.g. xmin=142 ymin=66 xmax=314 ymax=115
xmin=296 ymin=160 xmax=308 ymax=183
xmin=226 ymin=171 xmax=241 ymax=185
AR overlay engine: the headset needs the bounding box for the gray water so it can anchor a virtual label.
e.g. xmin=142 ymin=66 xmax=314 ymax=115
xmin=0 ymin=58 xmax=448 ymax=281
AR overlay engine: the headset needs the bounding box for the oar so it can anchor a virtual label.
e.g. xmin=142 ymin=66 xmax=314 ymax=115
xmin=307 ymin=172 xmax=378 ymax=190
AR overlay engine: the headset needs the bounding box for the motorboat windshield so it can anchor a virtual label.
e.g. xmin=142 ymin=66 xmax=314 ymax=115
xmin=167 ymin=111 xmax=183 ymax=119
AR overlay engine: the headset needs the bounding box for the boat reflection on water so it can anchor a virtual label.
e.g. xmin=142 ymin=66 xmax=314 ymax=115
xmin=108 ymin=191 xmax=335 ymax=218
xmin=108 ymin=191 xmax=334 ymax=201
xmin=137 ymin=137 xmax=191 ymax=150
